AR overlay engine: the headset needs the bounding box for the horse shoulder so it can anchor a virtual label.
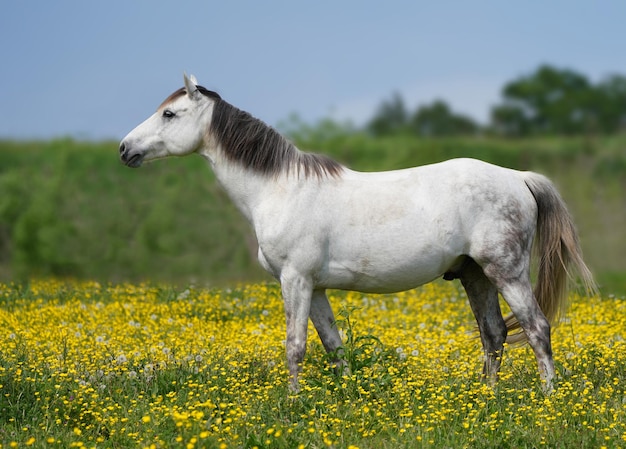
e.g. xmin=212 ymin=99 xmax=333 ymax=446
xmin=253 ymin=180 xmax=332 ymax=275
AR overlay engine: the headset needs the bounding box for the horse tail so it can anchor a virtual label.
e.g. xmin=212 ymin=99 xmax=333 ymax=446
xmin=505 ymin=172 xmax=596 ymax=345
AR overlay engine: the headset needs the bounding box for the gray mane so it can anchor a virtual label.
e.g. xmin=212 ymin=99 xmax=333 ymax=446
xmin=205 ymin=90 xmax=343 ymax=179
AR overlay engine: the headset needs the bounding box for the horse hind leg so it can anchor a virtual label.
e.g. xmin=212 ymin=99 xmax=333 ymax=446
xmin=480 ymin=253 xmax=556 ymax=391
xmin=458 ymin=258 xmax=507 ymax=385
xmin=497 ymin=278 xmax=555 ymax=391
xmin=309 ymin=289 xmax=348 ymax=374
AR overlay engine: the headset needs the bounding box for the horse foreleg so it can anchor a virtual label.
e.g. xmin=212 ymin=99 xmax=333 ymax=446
xmin=309 ymin=289 xmax=347 ymax=374
xmin=459 ymin=259 xmax=507 ymax=385
xmin=280 ymin=272 xmax=313 ymax=393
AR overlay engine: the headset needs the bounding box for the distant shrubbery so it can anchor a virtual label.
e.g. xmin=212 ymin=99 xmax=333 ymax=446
xmin=0 ymin=135 xmax=624 ymax=292
xmin=0 ymin=140 xmax=261 ymax=283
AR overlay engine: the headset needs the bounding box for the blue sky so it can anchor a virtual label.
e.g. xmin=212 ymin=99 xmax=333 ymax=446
xmin=1 ymin=1 xmax=625 ymax=140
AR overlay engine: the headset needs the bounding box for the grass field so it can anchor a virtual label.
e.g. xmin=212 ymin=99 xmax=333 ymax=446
xmin=1 ymin=280 xmax=624 ymax=448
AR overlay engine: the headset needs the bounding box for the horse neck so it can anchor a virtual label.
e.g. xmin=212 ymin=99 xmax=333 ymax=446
xmin=198 ymin=149 xmax=270 ymax=224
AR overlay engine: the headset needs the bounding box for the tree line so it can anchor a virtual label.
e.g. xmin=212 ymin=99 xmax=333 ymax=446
xmin=367 ymin=65 xmax=626 ymax=137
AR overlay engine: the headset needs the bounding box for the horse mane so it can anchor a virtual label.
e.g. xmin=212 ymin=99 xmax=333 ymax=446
xmin=203 ymin=90 xmax=343 ymax=179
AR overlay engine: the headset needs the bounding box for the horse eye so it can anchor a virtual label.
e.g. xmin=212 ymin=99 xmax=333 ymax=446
xmin=162 ymin=109 xmax=175 ymax=118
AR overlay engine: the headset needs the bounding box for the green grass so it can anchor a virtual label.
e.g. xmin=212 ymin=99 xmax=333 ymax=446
xmin=1 ymin=280 xmax=625 ymax=448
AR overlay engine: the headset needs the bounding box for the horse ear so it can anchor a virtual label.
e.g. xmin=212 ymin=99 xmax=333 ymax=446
xmin=183 ymin=72 xmax=198 ymax=98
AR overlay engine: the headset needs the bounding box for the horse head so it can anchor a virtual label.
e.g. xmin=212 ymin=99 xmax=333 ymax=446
xmin=119 ymin=73 xmax=218 ymax=167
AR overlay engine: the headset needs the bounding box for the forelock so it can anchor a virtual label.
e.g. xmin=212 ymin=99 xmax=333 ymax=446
xmin=157 ymin=86 xmax=221 ymax=110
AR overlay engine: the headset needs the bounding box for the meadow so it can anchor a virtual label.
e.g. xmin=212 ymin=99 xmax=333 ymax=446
xmin=1 ymin=279 xmax=625 ymax=448
xmin=0 ymin=134 xmax=624 ymax=447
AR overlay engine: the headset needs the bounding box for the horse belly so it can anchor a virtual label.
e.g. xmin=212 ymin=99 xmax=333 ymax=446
xmin=320 ymin=236 xmax=459 ymax=293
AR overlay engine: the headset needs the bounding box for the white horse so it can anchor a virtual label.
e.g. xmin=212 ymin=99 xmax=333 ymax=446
xmin=120 ymin=74 xmax=595 ymax=392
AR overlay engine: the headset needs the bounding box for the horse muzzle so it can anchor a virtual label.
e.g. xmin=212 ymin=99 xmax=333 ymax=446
xmin=119 ymin=142 xmax=144 ymax=168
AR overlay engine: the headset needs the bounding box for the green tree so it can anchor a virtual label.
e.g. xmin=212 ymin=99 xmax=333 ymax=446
xmin=490 ymin=104 xmax=531 ymax=137
xmin=490 ymin=65 xmax=594 ymax=135
xmin=367 ymin=92 xmax=409 ymax=136
xmin=591 ymin=75 xmax=626 ymax=133
xmin=410 ymin=100 xmax=478 ymax=137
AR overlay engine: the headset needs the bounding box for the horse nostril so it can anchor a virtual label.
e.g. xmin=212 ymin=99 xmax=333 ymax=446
xmin=119 ymin=142 xmax=126 ymax=155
